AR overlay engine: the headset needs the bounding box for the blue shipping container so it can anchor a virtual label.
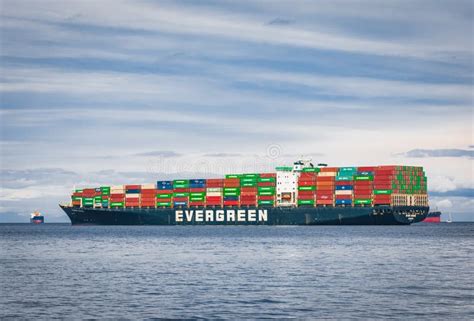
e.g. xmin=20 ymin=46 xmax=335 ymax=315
xmin=125 ymin=189 xmax=141 ymax=194
xmin=335 ymin=185 xmax=353 ymax=190
xmin=189 ymin=183 xmax=206 ymax=189
xmin=173 ymin=201 xmax=187 ymax=206
xmin=335 ymin=199 xmax=352 ymax=205
xmin=223 ymin=196 xmax=239 ymax=201
xmin=190 ymin=179 xmax=206 ymax=184
xmin=357 ymin=171 xmax=374 ymax=176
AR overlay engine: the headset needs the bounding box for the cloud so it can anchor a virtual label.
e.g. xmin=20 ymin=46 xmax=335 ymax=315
xmin=435 ymin=199 xmax=453 ymax=209
xmin=133 ymin=150 xmax=182 ymax=158
xmin=430 ymin=188 xmax=474 ymax=198
xmin=266 ymin=18 xmax=293 ymax=26
xmin=400 ymin=149 xmax=474 ymax=158
xmin=203 ymin=153 xmax=245 ymax=157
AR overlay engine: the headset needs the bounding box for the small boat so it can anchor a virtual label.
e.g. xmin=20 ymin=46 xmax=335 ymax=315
xmin=30 ymin=211 xmax=44 ymax=224
xmin=446 ymin=213 xmax=453 ymax=223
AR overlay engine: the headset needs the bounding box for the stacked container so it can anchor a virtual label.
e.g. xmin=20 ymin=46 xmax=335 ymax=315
xmin=334 ymin=167 xmax=356 ymax=206
xmin=276 ymin=168 xmax=298 ymax=206
xmin=125 ymin=185 xmax=140 ymax=208
xmin=297 ymin=168 xmax=318 ymax=206
xmin=173 ymin=179 xmax=189 ymax=207
xmin=257 ymin=173 xmax=276 ymax=206
xmin=140 ymin=184 xmax=156 ymax=208
xmin=81 ymin=188 xmax=96 ymax=208
xmin=224 ymin=176 xmax=240 ymax=206
xmin=189 ymin=179 xmax=206 ymax=207
xmin=353 ymin=167 xmax=375 ymax=206
xmin=316 ymin=167 xmax=337 ymax=206
xmin=110 ymin=185 xmax=125 ymax=208
xmin=206 ymin=179 xmax=224 ymax=206
xmin=240 ymin=174 xmax=258 ymax=207
xmin=71 ymin=189 xmax=82 ymax=207
xmin=156 ymin=181 xmax=173 ymax=207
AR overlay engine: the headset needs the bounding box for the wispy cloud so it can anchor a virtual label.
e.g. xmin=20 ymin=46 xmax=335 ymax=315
xmin=400 ymin=149 xmax=474 ymax=158
xmin=266 ymin=18 xmax=293 ymax=26
xmin=430 ymin=188 xmax=474 ymax=198
xmin=133 ymin=151 xmax=182 ymax=158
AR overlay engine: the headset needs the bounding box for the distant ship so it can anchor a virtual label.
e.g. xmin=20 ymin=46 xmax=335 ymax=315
xmin=423 ymin=211 xmax=441 ymax=223
xmin=30 ymin=211 xmax=44 ymax=224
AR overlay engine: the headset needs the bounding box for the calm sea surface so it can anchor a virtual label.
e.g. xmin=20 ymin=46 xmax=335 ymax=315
xmin=1 ymin=223 xmax=473 ymax=320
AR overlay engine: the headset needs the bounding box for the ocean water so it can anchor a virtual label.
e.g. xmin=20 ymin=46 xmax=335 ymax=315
xmin=1 ymin=223 xmax=473 ymax=320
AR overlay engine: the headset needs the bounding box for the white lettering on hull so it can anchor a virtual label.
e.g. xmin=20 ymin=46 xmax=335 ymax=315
xmin=175 ymin=209 xmax=269 ymax=223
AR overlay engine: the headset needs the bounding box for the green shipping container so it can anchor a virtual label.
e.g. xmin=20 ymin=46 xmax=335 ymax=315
xmin=241 ymin=178 xmax=257 ymax=184
xmin=298 ymin=199 xmax=315 ymax=205
xmin=258 ymin=186 xmax=275 ymax=192
xmin=225 ymin=174 xmax=241 ymax=179
xmin=173 ymin=179 xmax=189 ymax=184
xmin=258 ymin=177 xmax=276 ymax=183
xmin=374 ymin=189 xmax=392 ymax=195
xmin=173 ymin=192 xmax=189 ymax=197
xmin=75 ymin=189 xmax=83 ymax=193
xmin=243 ymin=173 xmax=259 ymax=179
xmin=156 ymin=202 xmax=171 ymax=206
xmin=224 ymin=187 xmax=240 ymax=192
xmin=354 ymin=175 xmax=374 ymax=181
xmin=302 ymin=167 xmax=320 ymax=172
xmin=173 ymin=184 xmax=189 ymax=189
xmin=258 ymin=200 xmax=274 ymax=205
xmin=298 ymin=186 xmax=316 ymax=191
xmin=354 ymin=199 xmax=371 ymax=205
xmin=110 ymin=202 xmax=124 ymax=207
xmin=190 ymin=197 xmax=205 ymax=201
xmin=83 ymin=197 xmax=94 ymax=202
xmin=241 ymin=182 xmax=257 ymax=187
xmin=156 ymin=193 xmax=172 ymax=198
xmin=258 ymin=191 xmax=275 ymax=196
xmin=190 ymin=192 xmax=206 ymax=197
xmin=71 ymin=196 xmax=81 ymax=201
xmin=223 ymin=192 xmax=240 ymax=196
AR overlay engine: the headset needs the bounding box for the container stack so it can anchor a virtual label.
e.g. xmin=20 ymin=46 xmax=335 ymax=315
xmin=276 ymin=168 xmax=298 ymax=206
xmin=257 ymin=173 xmax=277 ymax=206
xmin=240 ymin=174 xmax=258 ymax=207
xmin=125 ymin=185 xmax=140 ymax=208
xmin=316 ymin=167 xmax=337 ymax=206
xmin=110 ymin=185 xmax=125 ymax=208
xmin=353 ymin=167 xmax=375 ymax=206
xmin=189 ymin=179 xmax=206 ymax=207
xmin=206 ymin=179 xmax=224 ymax=206
xmin=156 ymin=180 xmax=173 ymax=207
xmin=173 ymin=180 xmax=189 ymax=208
xmin=140 ymin=184 xmax=156 ymax=208
xmin=224 ymin=175 xmax=240 ymax=206
xmin=297 ymin=168 xmax=318 ymax=206
xmin=71 ymin=189 xmax=82 ymax=207
xmin=334 ymin=167 xmax=356 ymax=206
xmin=81 ymin=188 xmax=96 ymax=208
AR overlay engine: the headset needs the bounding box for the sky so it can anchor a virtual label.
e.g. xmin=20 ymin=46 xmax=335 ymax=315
xmin=0 ymin=0 xmax=473 ymax=222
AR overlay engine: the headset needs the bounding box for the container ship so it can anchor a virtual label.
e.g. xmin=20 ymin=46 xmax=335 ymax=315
xmin=60 ymin=160 xmax=429 ymax=225
xmin=423 ymin=211 xmax=441 ymax=223
xmin=30 ymin=211 xmax=44 ymax=224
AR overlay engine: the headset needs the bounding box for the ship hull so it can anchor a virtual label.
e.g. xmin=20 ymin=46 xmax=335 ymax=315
xmin=60 ymin=205 xmax=429 ymax=225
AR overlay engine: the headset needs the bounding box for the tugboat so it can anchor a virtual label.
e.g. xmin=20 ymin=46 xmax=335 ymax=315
xmin=30 ymin=211 xmax=44 ymax=224
xmin=423 ymin=211 xmax=441 ymax=223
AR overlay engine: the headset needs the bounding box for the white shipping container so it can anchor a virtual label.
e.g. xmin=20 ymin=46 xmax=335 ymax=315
xmin=206 ymin=188 xmax=222 ymax=192
xmin=141 ymin=184 xmax=155 ymax=189
xmin=207 ymin=192 xmax=223 ymax=197
xmin=125 ymin=193 xmax=140 ymax=198
xmin=318 ymin=172 xmax=336 ymax=177
xmin=111 ymin=185 xmax=124 ymax=190
xmin=335 ymin=190 xmax=353 ymax=195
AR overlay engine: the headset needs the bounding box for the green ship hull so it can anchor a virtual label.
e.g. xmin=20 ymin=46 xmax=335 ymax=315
xmin=60 ymin=205 xmax=429 ymax=225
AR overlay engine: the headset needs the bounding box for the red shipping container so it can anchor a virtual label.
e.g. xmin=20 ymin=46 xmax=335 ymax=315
xmin=173 ymin=197 xmax=188 ymax=202
xmin=316 ymin=200 xmax=333 ymax=205
xmin=354 ymin=180 xmax=372 ymax=186
xmin=317 ymin=193 xmax=334 ymax=200
xmin=224 ymin=179 xmax=240 ymax=187
xmin=300 ymin=173 xmax=317 ymax=178
xmin=240 ymin=195 xmax=256 ymax=200
xmin=241 ymin=187 xmax=257 ymax=192
xmin=354 ymin=194 xmax=372 ymax=199
xmin=357 ymin=166 xmax=376 ymax=172
xmin=298 ymin=190 xmax=316 ymax=196
xmin=257 ymin=181 xmax=276 ymax=187
xmin=206 ymin=179 xmax=224 ymax=187
xmin=240 ymin=201 xmax=257 ymax=206
xmin=189 ymin=188 xmax=206 ymax=192
xmin=141 ymin=189 xmax=157 ymax=196
xmin=223 ymin=200 xmax=239 ymax=206
xmin=298 ymin=194 xmax=315 ymax=200
xmin=377 ymin=165 xmax=398 ymax=170
xmin=373 ymin=184 xmax=392 ymax=189
xmin=189 ymin=202 xmax=205 ymax=206
xmin=72 ymin=192 xmax=83 ymax=197
xmin=258 ymin=195 xmax=275 ymax=201
xmin=317 ymin=185 xmax=334 ymax=191
xmin=317 ymin=176 xmax=335 ymax=182
xmin=259 ymin=173 xmax=276 ymax=178
xmin=101 ymin=195 xmax=109 ymax=200
xmin=206 ymin=202 xmax=222 ymax=206
xmin=335 ymin=194 xmax=352 ymax=200
xmin=125 ymin=185 xmax=141 ymax=190
xmin=320 ymin=167 xmax=339 ymax=172
xmin=173 ymin=188 xmax=190 ymax=192
xmin=298 ymin=181 xmax=316 ymax=186
xmin=335 ymin=180 xmax=353 ymax=185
